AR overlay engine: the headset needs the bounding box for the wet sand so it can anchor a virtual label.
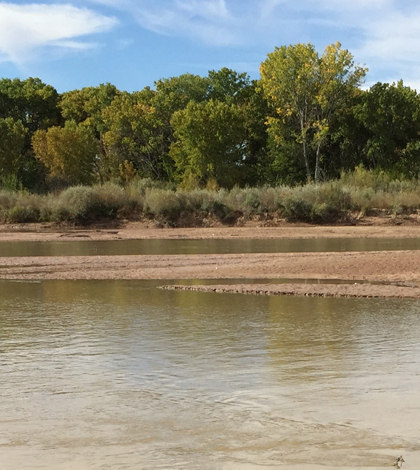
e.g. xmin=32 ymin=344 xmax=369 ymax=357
xmin=1 ymin=222 xmax=420 ymax=298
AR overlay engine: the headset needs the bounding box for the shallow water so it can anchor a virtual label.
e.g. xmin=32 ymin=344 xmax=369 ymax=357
xmin=1 ymin=236 xmax=420 ymax=257
xmin=1 ymin=279 xmax=419 ymax=469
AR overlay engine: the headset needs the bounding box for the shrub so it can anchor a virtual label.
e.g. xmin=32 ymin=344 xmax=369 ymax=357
xmin=7 ymin=205 xmax=40 ymax=223
xmin=54 ymin=186 xmax=98 ymax=222
xmin=92 ymin=183 xmax=128 ymax=218
xmin=281 ymin=190 xmax=313 ymax=221
xmin=0 ymin=190 xmax=17 ymax=210
xmin=144 ymin=188 xmax=182 ymax=225
xmin=340 ymin=166 xmax=393 ymax=191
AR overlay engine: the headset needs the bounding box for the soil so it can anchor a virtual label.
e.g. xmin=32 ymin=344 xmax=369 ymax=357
xmin=1 ymin=219 xmax=420 ymax=299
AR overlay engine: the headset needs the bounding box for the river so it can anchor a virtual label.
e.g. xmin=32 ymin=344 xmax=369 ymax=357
xmin=1 ymin=273 xmax=420 ymax=469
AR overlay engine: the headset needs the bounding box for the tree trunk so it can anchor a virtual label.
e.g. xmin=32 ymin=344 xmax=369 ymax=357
xmin=300 ymin=118 xmax=311 ymax=179
xmin=314 ymin=144 xmax=321 ymax=183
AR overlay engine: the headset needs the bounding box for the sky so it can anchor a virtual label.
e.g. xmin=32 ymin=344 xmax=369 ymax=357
xmin=0 ymin=0 xmax=420 ymax=93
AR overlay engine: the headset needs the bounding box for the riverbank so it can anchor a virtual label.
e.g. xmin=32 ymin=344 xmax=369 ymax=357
xmin=1 ymin=219 xmax=420 ymax=242
xmin=1 ymin=222 xmax=420 ymax=298
xmin=0 ymin=236 xmax=420 ymax=299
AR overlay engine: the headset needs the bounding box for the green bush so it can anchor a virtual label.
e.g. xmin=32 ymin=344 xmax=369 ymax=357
xmin=0 ymin=190 xmax=17 ymax=210
xmin=340 ymin=166 xmax=393 ymax=191
xmin=7 ymin=205 xmax=40 ymax=223
xmin=144 ymin=188 xmax=182 ymax=225
xmin=1 ymin=170 xmax=420 ymax=226
xmin=92 ymin=183 xmax=128 ymax=218
xmin=54 ymin=186 xmax=98 ymax=222
xmin=281 ymin=191 xmax=313 ymax=221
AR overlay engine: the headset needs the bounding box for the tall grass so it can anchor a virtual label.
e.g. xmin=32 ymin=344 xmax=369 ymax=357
xmin=1 ymin=168 xmax=420 ymax=226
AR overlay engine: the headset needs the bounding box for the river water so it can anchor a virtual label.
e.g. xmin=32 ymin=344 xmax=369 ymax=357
xmin=2 ymin=236 xmax=420 ymax=257
xmin=1 ymin=274 xmax=420 ymax=469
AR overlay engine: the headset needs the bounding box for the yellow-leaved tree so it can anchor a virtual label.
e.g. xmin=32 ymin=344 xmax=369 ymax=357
xmin=260 ymin=42 xmax=367 ymax=182
xmin=32 ymin=121 xmax=99 ymax=185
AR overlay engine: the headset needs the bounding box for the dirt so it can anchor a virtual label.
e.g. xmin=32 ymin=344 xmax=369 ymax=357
xmin=0 ymin=220 xmax=420 ymax=299
xmin=1 ymin=219 xmax=420 ymax=242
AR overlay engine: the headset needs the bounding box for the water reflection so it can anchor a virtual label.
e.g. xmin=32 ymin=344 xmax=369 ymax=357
xmin=1 ymin=236 xmax=420 ymax=257
xmin=1 ymin=280 xmax=420 ymax=469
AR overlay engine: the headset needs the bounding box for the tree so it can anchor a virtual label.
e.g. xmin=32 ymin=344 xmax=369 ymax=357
xmin=0 ymin=78 xmax=61 ymax=189
xmin=260 ymin=42 xmax=367 ymax=182
xmin=207 ymin=68 xmax=253 ymax=104
xmin=170 ymin=99 xmax=248 ymax=188
xmin=0 ymin=77 xmax=60 ymax=133
xmin=354 ymin=81 xmax=420 ymax=176
xmin=32 ymin=121 xmax=99 ymax=185
xmin=0 ymin=118 xmax=26 ymax=183
xmin=59 ymin=83 xmax=119 ymax=129
xmin=101 ymin=92 xmax=169 ymax=181
xmin=153 ymin=73 xmax=210 ymax=115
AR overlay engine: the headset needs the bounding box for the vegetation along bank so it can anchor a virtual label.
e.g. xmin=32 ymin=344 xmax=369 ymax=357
xmin=2 ymin=42 xmax=420 ymax=226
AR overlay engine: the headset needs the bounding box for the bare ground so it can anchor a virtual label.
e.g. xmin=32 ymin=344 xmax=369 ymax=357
xmin=1 ymin=221 xmax=420 ymax=298
xmin=1 ymin=219 xmax=420 ymax=242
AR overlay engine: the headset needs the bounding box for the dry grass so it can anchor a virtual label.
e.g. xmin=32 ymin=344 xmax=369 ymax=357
xmin=0 ymin=169 xmax=420 ymax=225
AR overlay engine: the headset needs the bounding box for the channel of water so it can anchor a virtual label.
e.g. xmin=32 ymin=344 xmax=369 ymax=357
xmin=1 ymin=239 xmax=419 ymax=469
xmin=1 ymin=236 xmax=420 ymax=257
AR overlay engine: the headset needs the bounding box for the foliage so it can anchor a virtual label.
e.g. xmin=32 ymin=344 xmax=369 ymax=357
xmin=1 ymin=169 xmax=420 ymax=225
xmin=0 ymin=77 xmax=60 ymax=133
xmin=260 ymin=42 xmax=367 ymax=182
xmin=354 ymin=81 xmax=420 ymax=176
xmin=170 ymin=99 xmax=248 ymax=188
xmin=32 ymin=121 xmax=99 ymax=185
xmin=0 ymin=118 xmax=26 ymax=182
xmin=4 ymin=43 xmax=420 ymax=191
xmin=59 ymin=83 xmax=118 ymax=127
xmin=101 ymin=92 xmax=170 ymax=182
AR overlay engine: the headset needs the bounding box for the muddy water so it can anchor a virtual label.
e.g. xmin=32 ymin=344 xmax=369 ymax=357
xmin=1 ymin=236 xmax=420 ymax=257
xmin=1 ymin=279 xmax=420 ymax=469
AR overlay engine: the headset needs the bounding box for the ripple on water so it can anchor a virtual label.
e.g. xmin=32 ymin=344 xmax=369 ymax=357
xmin=1 ymin=280 xmax=420 ymax=469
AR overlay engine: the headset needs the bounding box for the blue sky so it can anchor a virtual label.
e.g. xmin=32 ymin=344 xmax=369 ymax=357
xmin=0 ymin=0 xmax=419 ymax=93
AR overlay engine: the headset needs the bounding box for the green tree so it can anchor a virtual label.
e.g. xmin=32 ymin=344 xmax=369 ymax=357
xmin=0 ymin=77 xmax=60 ymax=133
xmin=354 ymin=81 xmax=420 ymax=176
xmin=207 ymin=68 xmax=253 ymax=104
xmin=170 ymin=99 xmax=248 ymax=188
xmin=32 ymin=121 xmax=99 ymax=185
xmin=101 ymin=92 xmax=169 ymax=181
xmin=0 ymin=78 xmax=61 ymax=189
xmin=59 ymin=83 xmax=119 ymax=129
xmin=0 ymin=118 xmax=26 ymax=183
xmin=153 ymin=73 xmax=210 ymax=114
xmin=260 ymin=42 xmax=367 ymax=182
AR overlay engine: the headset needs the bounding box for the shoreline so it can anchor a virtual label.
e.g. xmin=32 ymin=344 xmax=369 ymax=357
xmin=0 ymin=220 xmax=420 ymax=242
xmin=0 ymin=250 xmax=419 ymax=299
xmin=162 ymin=282 xmax=420 ymax=299
xmin=1 ymin=222 xmax=419 ymax=299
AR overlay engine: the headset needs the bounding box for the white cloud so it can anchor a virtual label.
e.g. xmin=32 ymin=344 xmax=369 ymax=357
xmin=86 ymin=0 xmax=420 ymax=89
xmin=134 ymin=0 xmax=240 ymax=46
xmin=0 ymin=2 xmax=118 ymax=64
xmin=88 ymin=0 xmax=242 ymax=46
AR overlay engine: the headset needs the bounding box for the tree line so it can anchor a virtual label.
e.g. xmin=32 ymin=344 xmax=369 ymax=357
xmin=1 ymin=41 xmax=420 ymax=192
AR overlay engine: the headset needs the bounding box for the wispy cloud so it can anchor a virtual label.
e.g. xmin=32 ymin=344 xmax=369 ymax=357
xmin=8 ymin=0 xmax=420 ymax=90
xmin=135 ymin=0 xmax=241 ymax=46
xmin=89 ymin=0 xmax=242 ymax=46
xmin=0 ymin=2 xmax=118 ymax=64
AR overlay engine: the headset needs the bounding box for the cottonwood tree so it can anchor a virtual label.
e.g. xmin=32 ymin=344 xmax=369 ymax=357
xmin=0 ymin=78 xmax=61 ymax=189
xmin=32 ymin=121 xmax=99 ymax=185
xmin=59 ymin=83 xmax=119 ymax=129
xmin=170 ymin=99 xmax=248 ymax=188
xmin=0 ymin=77 xmax=60 ymax=133
xmin=101 ymin=92 xmax=169 ymax=181
xmin=354 ymin=81 xmax=420 ymax=176
xmin=260 ymin=42 xmax=367 ymax=182
xmin=0 ymin=118 xmax=26 ymax=184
